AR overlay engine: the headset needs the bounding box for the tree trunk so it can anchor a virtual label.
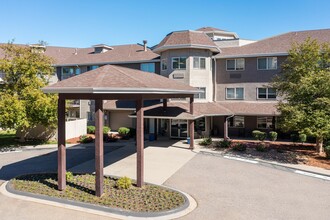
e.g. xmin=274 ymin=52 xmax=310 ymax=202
xmin=316 ymin=136 xmax=324 ymax=155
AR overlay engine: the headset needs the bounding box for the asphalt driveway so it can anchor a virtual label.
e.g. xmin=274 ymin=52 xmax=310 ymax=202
xmin=165 ymin=153 xmax=330 ymax=220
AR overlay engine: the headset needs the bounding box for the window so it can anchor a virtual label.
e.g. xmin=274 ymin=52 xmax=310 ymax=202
xmin=161 ymin=59 xmax=167 ymax=71
xmin=257 ymin=88 xmax=277 ymax=99
xmin=193 ymin=57 xmax=206 ymax=69
xmin=229 ymin=116 xmax=245 ymax=128
xmin=226 ymin=88 xmax=244 ymax=99
xmin=195 ymin=118 xmax=205 ymax=131
xmin=194 ymin=87 xmax=206 ymax=99
xmin=172 ymin=57 xmax=186 ymax=69
xmin=87 ymin=65 xmax=99 ymax=71
xmin=257 ymin=57 xmax=277 ymax=70
xmin=140 ymin=63 xmax=155 ymax=73
xmin=62 ymin=67 xmax=81 ymax=80
xmin=257 ymin=117 xmax=274 ymax=129
xmin=87 ymin=112 xmax=95 ymax=121
xmin=226 ymin=58 xmax=245 ymax=71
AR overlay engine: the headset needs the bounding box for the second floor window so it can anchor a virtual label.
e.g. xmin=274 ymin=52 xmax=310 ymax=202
xmin=140 ymin=63 xmax=155 ymax=73
xmin=193 ymin=57 xmax=206 ymax=69
xmin=161 ymin=59 xmax=167 ymax=71
xmin=172 ymin=57 xmax=186 ymax=70
xmin=62 ymin=67 xmax=81 ymax=80
xmin=226 ymin=58 xmax=245 ymax=71
xmin=87 ymin=65 xmax=99 ymax=71
xmin=194 ymin=87 xmax=206 ymax=99
xmin=257 ymin=57 xmax=277 ymax=70
xmin=257 ymin=88 xmax=277 ymax=99
xmin=229 ymin=116 xmax=245 ymax=128
xmin=226 ymin=88 xmax=244 ymax=100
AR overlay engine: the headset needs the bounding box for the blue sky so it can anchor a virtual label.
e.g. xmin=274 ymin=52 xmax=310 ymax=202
xmin=1 ymin=0 xmax=329 ymax=48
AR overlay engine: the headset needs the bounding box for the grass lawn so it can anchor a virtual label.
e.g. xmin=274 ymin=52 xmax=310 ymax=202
xmin=11 ymin=173 xmax=185 ymax=212
xmin=0 ymin=130 xmax=57 ymax=151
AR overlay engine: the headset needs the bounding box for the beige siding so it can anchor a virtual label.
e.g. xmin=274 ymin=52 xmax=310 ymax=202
xmin=109 ymin=110 xmax=134 ymax=130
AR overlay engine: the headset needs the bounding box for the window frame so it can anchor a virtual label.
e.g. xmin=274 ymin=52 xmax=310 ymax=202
xmin=172 ymin=57 xmax=187 ymax=70
xmin=194 ymin=87 xmax=206 ymax=99
xmin=161 ymin=59 xmax=167 ymax=71
xmin=257 ymin=88 xmax=277 ymax=99
xmin=140 ymin=62 xmax=155 ymax=73
xmin=257 ymin=57 xmax=277 ymax=70
xmin=257 ymin=116 xmax=274 ymax=129
xmin=225 ymin=87 xmax=245 ymax=100
xmin=193 ymin=57 xmax=206 ymax=69
xmin=226 ymin=58 xmax=245 ymax=71
xmin=229 ymin=116 xmax=245 ymax=128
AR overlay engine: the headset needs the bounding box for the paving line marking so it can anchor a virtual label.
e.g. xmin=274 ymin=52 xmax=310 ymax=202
xmin=224 ymin=155 xmax=259 ymax=164
xmin=294 ymin=170 xmax=330 ymax=181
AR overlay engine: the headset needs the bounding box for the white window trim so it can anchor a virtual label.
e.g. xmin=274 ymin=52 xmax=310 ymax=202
xmin=194 ymin=87 xmax=206 ymax=99
xmin=257 ymin=116 xmax=274 ymax=129
xmin=226 ymin=58 xmax=245 ymax=71
xmin=171 ymin=57 xmax=186 ymax=70
xmin=225 ymin=87 xmax=245 ymax=100
xmin=193 ymin=57 xmax=206 ymax=69
xmin=229 ymin=116 xmax=245 ymax=128
xmin=257 ymin=88 xmax=277 ymax=100
xmin=161 ymin=59 xmax=167 ymax=71
xmin=257 ymin=57 xmax=277 ymax=70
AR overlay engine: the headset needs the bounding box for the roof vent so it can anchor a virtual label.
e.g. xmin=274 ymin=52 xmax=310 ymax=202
xmin=92 ymin=44 xmax=113 ymax=53
xmin=143 ymin=40 xmax=148 ymax=51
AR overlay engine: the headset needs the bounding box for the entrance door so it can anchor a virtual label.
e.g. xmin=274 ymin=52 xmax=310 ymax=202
xmin=170 ymin=119 xmax=188 ymax=138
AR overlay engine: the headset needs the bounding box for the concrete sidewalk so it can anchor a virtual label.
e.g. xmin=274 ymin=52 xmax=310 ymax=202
xmin=71 ymin=140 xmax=197 ymax=185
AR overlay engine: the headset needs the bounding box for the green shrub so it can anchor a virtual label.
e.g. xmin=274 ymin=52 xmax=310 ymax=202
xmin=199 ymin=137 xmax=212 ymax=146
xmin=255 ymin=142 xmax=267 ymax=152
xmin=116 ymin=176 xmax=132 ymax=189
xmin=269 ymin=131 xmax=278 ymax=141
xmin=252 ymin=130 xmax=267 ymax=141
xmin=118 ymin=127 xmax=130 ymax=136
xmin=66 ymin=172 xmax=74 ymax=182
xmin=252 ymin=130 xmax=261 ymax=140
xmin=299 ymin=134 xmax=307 ymax=143
xmin=232 ymin=143 xmax=247 ymax=151
xmin=79 ymin=135 xmax=93 ymax=143
xmin=325 ymin=145 xmax=330 ymax=159
xmin=87 ymin=126 xmax=95 ymax=134
xmin=103 ymin=126 xmax=110 ymax=134
xmin=216 ymin=139 xmax=232 ymax=148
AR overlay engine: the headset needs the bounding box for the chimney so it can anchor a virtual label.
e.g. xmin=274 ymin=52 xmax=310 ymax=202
xmin=143 ymin=40 xmax=147 ymax=51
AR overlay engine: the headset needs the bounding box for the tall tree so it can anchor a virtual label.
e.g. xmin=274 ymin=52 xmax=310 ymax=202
xmin=0 ymin=43 xmax=58 ymax=140
xmin=272 ymin=38 xmax=330 ymax=154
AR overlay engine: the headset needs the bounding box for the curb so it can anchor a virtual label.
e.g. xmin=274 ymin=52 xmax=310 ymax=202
xmin=200 ymin=150 xmax=330 ymax=181
xmin=0 ymin=180 xmax=197 ymax=220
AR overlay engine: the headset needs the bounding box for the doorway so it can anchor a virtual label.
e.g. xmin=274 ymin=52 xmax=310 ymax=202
xmin=170 ymin=119 xmax=188 ymax=138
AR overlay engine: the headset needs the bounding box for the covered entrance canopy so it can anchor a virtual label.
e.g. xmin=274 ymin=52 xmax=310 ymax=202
xmin=42 ymin=65 xmax=199 ymax=196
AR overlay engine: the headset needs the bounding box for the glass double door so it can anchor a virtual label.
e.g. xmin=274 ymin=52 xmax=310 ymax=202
xmin=170 ymin=119 xmax=188 ymax=138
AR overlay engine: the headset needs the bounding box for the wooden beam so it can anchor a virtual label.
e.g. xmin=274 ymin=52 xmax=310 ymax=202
xmin=136 ymin=98 xmax=144 ymax=187
xmin=95 ymin=99 xmax=104 ymax=197
xmin=189 ymin=97 xmax=194 ymax=149
xmin=57 ymin=95 xmax=66 ymax=191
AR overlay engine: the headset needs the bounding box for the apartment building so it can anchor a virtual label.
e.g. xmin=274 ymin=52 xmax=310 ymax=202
xmin=1 ymin=27 xmax=329 ymax=139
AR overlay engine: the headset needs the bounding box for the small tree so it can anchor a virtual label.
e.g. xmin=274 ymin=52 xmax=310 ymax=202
xmin=0 ymin=43 xmax=57 ymax=141
xmin=272 ymin=38 xmax=330 ymax=154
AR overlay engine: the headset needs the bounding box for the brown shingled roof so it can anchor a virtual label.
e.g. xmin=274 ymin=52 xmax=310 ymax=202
xmin=43 ymin=65 xmax=198 ymax=94
xmin=196 ymin=27 xmax=226 ymax=32
xmin=153 ymin=30 xmax=220 ymax=53
xmin=216 ymin=29 xmax=330 ymax=58
xmin=57 ymin=44 xmax=159 ymax=66
xmin=218 ymin=101 xmax=279 ymax=116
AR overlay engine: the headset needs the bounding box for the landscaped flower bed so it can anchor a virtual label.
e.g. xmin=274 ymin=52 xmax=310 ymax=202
xmin=10 ymin=173 xmax=185 ymax=212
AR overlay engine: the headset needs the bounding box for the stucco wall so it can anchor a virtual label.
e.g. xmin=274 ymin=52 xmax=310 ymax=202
xmin=215 ymin=56 xmax=287 ymax=101
xmin=109 ymin=110 xmax=134 ymax=131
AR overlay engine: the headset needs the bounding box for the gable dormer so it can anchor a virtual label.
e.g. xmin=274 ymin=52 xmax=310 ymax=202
xmin=92 ymin=44 xmax=113 ymax=53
